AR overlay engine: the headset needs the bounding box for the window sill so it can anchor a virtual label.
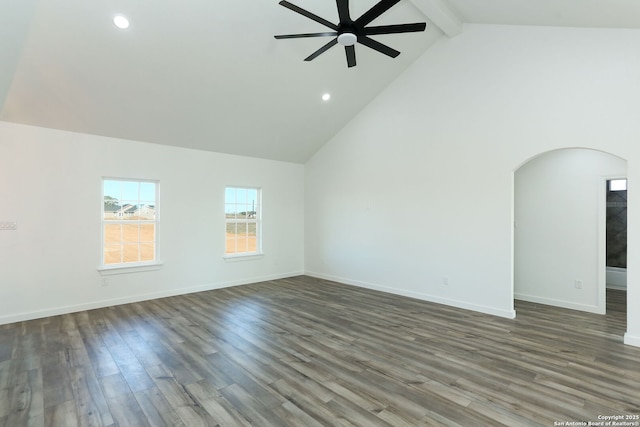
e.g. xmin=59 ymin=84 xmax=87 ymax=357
xmin=97 ymin=262 xmax=163 ymax=276
xmin=223 ymin=253 xmax=264 ymax=263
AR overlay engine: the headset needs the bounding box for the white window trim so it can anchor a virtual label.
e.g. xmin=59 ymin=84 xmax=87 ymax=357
xmin=100 ymin=177 xmax=160 ymax=271
xmin=97 ymin=262 xmax=163 ymax=275
xmin=222 ymin=253 xmax=264 ymax=262
xmin=224 ymin=186 xmax=262 ymax=258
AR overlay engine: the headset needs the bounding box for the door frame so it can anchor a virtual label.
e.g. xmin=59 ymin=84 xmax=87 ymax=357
xmin=599 ymin=175 xmax=628 ymax=313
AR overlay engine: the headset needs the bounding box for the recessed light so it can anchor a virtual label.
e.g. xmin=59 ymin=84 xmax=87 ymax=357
xmin=322 ymin=93 xmax=331 ymax=102
xmin=113 ymin=15 xmax=130 ymax=29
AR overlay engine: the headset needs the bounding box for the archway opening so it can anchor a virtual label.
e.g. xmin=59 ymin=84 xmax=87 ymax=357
xmin=514 ymin=148 xmax=627 ymax=324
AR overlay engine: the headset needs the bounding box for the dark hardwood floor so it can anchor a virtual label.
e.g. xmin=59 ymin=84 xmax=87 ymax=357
xmin=0 ymin=276 xmax=638 ymax=426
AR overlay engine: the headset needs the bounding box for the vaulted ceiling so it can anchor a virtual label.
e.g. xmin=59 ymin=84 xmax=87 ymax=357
xmin=2 ymin=0 xmax=639 ymax=163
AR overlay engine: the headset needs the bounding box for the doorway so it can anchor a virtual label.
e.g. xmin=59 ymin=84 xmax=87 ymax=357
xmin=605 ymin=178 xmax=627 ymax=290
xmin=514 ymin=148 xmax=627 ymax=316
xmin=605 ymin=178 xmax=627 ymax=315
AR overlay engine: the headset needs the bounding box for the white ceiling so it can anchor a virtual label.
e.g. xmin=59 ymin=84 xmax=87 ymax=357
xmin=1 ymin=0 xmax=639 ymax=163
xmin=449 ymin=0 xmax=640 ymax=29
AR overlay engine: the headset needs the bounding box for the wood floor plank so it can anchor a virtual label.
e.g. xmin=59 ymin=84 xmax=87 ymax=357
xmin=107 ymin=343 xmax=155 ymax=393
xmin=145 ymin=364 xmax=196 ymax=409
xmin=67 ymin=367 xmax=104 ymax=427
xmin=68 ymin=365 xmax=114 ymax=427
xmin=4 ymin=368 xmax=43 ymax=427
xmin=0 ymin=330 xmax=15 ymax=363
xmin=134 ymin=386 xmax=186 ymax=427
xmin=44 ymin=400 xmax=78 ymax=427
xmin=101 ymin=373 xmax=149 ymax=427
xmin=41 ymin=351 xmax=73 ymax=409
xmin=0 ymin=278 xmax=638 ymax=426
xmin=78 ymin=335 xmax=119 ymax=379
xmin=204 ymin=352 xmax=286 ymax=409
xmin=218 ymin=383 xmax=286 ymax=426
xmin=183 ymin=381 xmax=252 ymax=427
xmin=269 ymin=378 xmax=344 ymax=426
xmin=118 ymin=329 xmax=163 ymax=369
xmin=270 ymin=400 xmax=325 ymax=427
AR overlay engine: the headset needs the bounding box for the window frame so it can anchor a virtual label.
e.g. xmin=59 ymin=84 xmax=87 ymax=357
xmin=98 ymin=177 xmax=161 ymax=273
xmin=224 ymin=186 xmax=263 ymax=259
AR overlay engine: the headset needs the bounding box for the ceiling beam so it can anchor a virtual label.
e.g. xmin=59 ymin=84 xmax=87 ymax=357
xmin=410 ymin=0 xmax=463 ymax=38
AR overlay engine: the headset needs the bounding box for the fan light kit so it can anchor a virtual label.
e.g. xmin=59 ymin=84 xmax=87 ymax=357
xmin=113 ymin=15 xmax=130 ymax=29
xmin=275 ymin=0 xmax=427 ymax=68
xmin=337 ymin=33 xmax=357 ymax=46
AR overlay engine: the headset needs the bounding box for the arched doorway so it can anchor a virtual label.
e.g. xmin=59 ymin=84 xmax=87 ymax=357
xmin=514 ymin=148 xmax=627 ymax=317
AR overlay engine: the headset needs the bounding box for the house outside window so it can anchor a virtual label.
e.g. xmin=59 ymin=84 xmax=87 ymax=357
xmin=102 ymin=178 xmax=158 ymax=266
xmin=225 ymin=187 xmax=261 ymax=256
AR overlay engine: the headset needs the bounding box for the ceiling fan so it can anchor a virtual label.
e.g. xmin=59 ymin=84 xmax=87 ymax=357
xmin=274 ymin=0 xmax=427 ymax=68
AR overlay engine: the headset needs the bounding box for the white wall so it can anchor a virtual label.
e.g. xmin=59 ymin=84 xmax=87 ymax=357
xmin=305 ymin=24 xmax=640 ymax=346
xmin=514 ymin=148 xmax=627 ymax=313
xmin=0 ymin=122 xmax=304 ymax=324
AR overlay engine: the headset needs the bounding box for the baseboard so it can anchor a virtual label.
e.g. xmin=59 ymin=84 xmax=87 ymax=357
xmin=624 ymin=333 xmax=640 ymax=347
xmin=306 ymin=271 xmax=516 ymax=319
xmin=0 ymin=271 xmax=304 ymax=325
xmin=514 ymin=292 xmax=604 ymax=314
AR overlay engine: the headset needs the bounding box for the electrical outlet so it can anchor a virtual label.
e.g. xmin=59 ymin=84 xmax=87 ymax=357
xmin=0 ymin=221 xmax=17 ymax=230
xmin=101 ymin=278 xmax=109 ymax=287
xmin=443 ymin=276 xmax=449 ymax=286
xmin=574 ymin=280 xmax=583 ymax=289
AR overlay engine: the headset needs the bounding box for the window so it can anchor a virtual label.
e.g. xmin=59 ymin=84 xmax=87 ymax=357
xmin=609 ymin=179 xmax=627 ymax=192
xmin=225 ymin=187 xmax=261 ymax=256
xmin=102 ymin=179 xmax=158 ymax=266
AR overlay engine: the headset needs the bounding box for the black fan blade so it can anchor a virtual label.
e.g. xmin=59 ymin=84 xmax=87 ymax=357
xmin=336 ymin=0 xmax=352 ymax=23
xmin=304 ymin=38 xmax=339 ymax=61
xmin=355 ymin=0 xmax=401 ymax=26
xmin=279 ymin=1 xmax=338 ymax=30
xmin=275 ymin=32 xmax=338 ymax=39
xmin=364 ymin=22 xmax=426 ymax=35
xmin=345 ymin=45 xmax=356 ymax=67
xmin=357 ymin=36 xmax=400 ymax=58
